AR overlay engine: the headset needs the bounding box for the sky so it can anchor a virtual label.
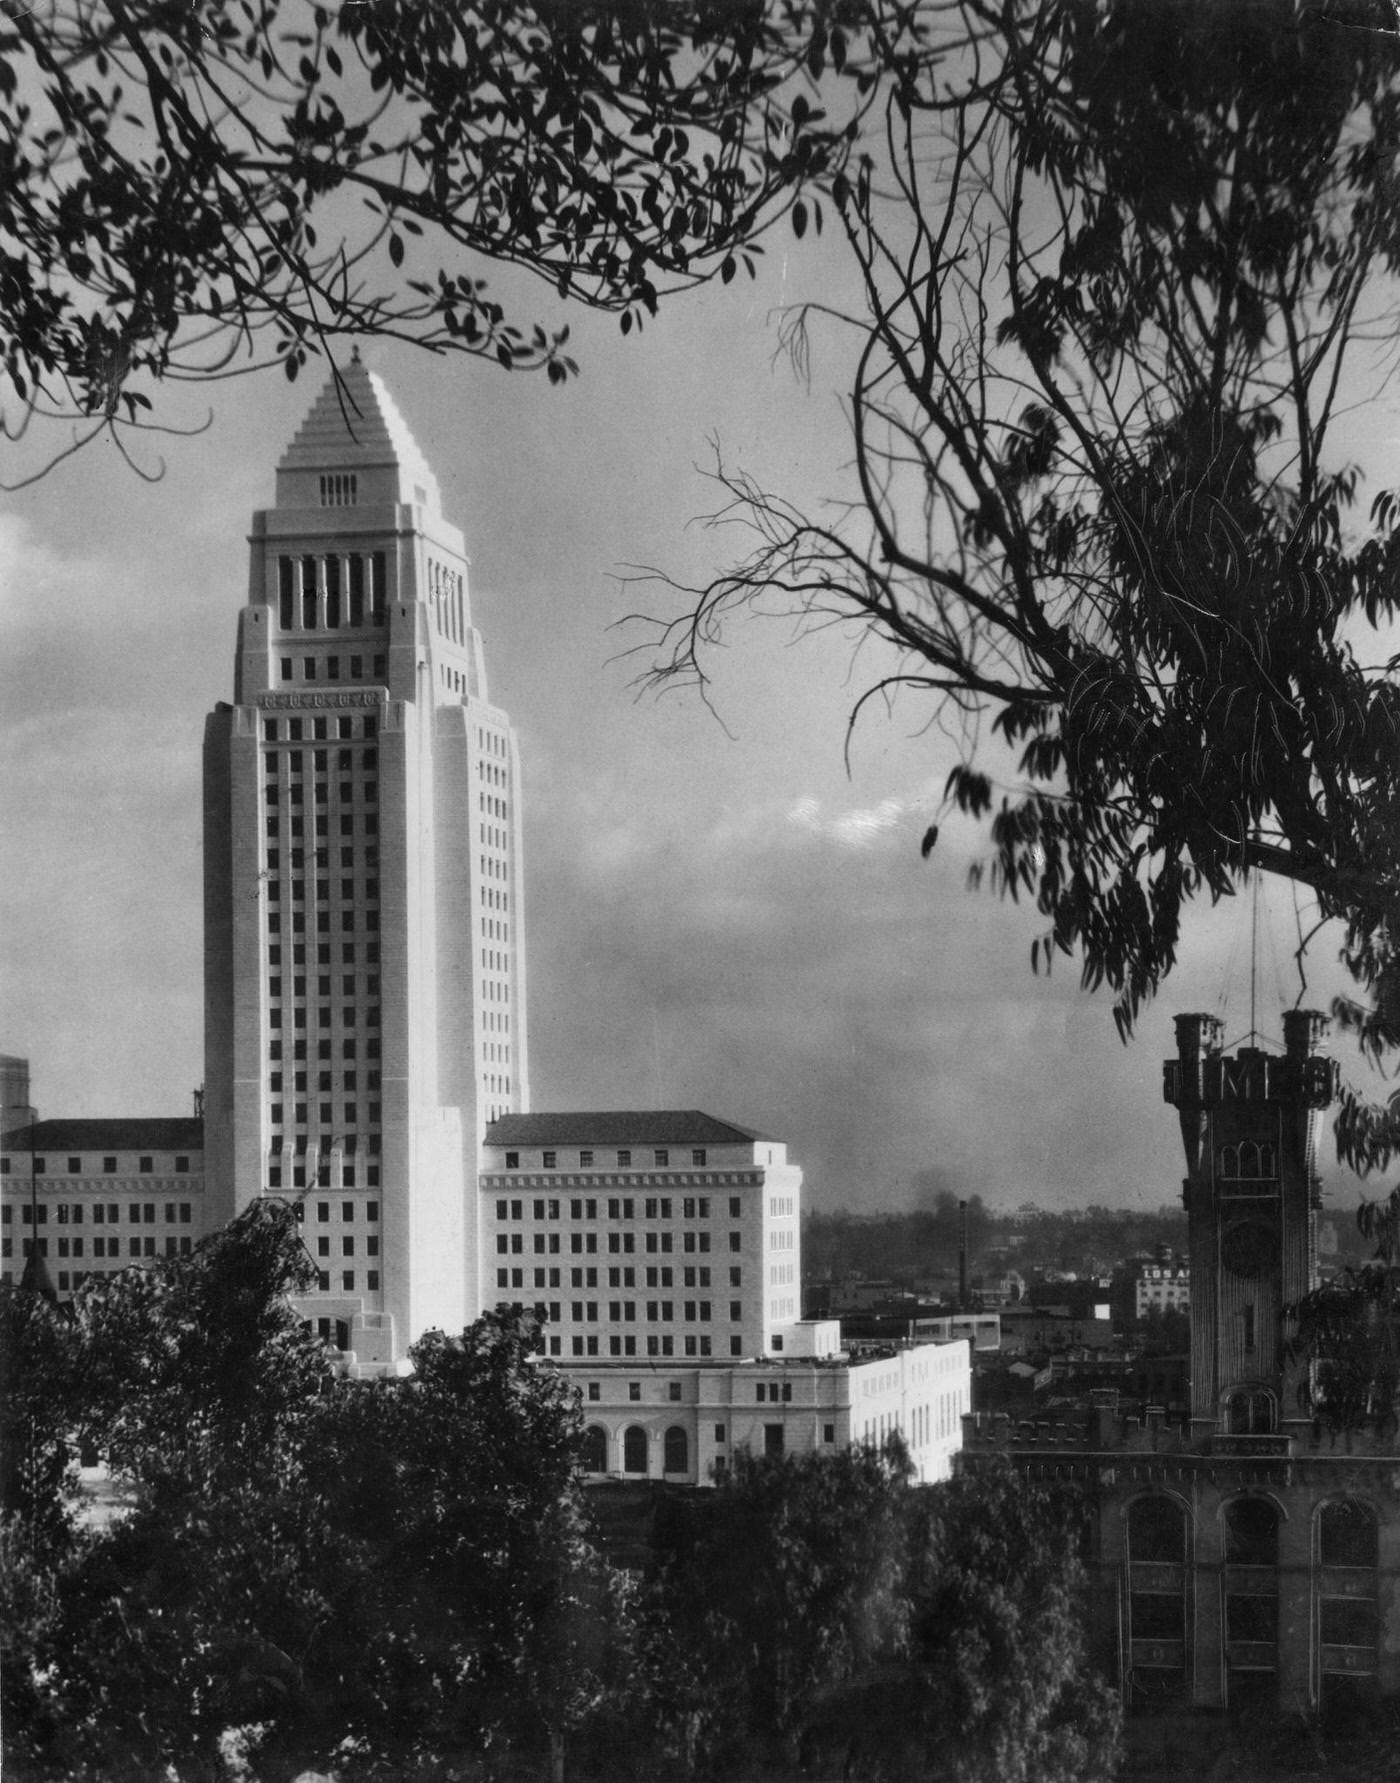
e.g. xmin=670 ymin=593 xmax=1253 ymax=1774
xmin=3 ymin=218 xmax=1400 ymax=1218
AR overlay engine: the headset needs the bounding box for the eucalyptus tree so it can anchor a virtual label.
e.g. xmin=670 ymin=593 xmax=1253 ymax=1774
xmin=0 ymin=0 xmax=865 ymax=481
xmin=643 ymin=0 xmax=1400 ymax=1166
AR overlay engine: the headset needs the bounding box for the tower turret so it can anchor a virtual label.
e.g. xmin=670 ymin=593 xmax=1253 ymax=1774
xmin=1164 ymin=1010 xmax=1336 ymax=1439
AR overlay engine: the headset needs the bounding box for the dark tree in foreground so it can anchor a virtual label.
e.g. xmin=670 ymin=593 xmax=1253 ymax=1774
xmin=642 ymin=0 xmax=1400 ymax=1168
xmin=1 ymin=0 xmax=876 ymax=481
xmin=632 ymin=1446 xmax=1120 ymax=1783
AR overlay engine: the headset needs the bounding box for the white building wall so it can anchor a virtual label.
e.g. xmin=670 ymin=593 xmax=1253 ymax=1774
xmin=203 ymin=362 xmax=527 ymax=1369
xmin=480 ymin=1134 xmax=797 ymax=1362
xmin=571 ymin=1339 xmax=970 ymax=1488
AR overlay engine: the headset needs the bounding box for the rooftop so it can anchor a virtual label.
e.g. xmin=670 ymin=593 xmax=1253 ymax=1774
xmin=3 ymin=1119 xmax=204 ymax=1153
xmin=485 ymin=1111 xmax=770 ymax=1148
xmin=276 ymin=355 xmax=442 ymax=511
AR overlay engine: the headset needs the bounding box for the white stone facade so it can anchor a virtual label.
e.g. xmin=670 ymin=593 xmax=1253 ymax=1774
xmin=573 ymin=1334 xmax=970 ymax=1487
xmin=203 ymin=361 xmax=528 ymax=1367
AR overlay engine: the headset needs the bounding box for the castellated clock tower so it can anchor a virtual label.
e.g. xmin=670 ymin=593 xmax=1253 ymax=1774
xmin=1164 ymin=1009 xmax=1338 ymax=1443
xmin=203 ymin=359 xmax=529 ymax=1372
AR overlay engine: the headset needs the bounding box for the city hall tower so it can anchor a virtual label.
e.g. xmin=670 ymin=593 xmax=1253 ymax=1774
xmin=203 ymin=360 xmax=528 ymax=1368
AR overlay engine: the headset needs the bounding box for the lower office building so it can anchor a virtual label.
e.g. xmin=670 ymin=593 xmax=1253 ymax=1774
xmin=0 ymin=1057 xmax=205 ymax=1294
xmin=482 ymin=1110 xmax=970 ymax=1485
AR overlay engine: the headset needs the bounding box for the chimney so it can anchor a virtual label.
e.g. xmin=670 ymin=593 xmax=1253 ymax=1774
xmin=958 ymin=1200 xmax=969 ymax=1312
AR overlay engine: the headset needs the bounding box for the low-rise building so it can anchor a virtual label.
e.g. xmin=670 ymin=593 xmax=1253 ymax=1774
xmin=1 ymin=1057 xmax=205 ymax=1296
xmin=482 ymin=1109 xmax=969 ymax=1484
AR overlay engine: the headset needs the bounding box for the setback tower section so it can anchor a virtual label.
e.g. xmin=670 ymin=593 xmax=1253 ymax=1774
xmin=203 ymin=359 xmax=529 ymax=1370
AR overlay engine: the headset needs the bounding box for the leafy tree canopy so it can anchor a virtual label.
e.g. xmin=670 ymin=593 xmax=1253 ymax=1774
xmin=638 ymin=1445 xmax=1120 ymax=1783
xmin=0 ymin=0 xmax=873 ymax=482
xmin=641 ymin=0 xmax=1400 ymax=1169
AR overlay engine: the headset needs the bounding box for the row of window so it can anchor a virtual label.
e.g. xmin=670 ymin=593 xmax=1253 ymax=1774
xmin=277 ymin=552 xmax=386 ymax=630
xmin=279 ymin=655 xmax=386 ymax=685
xmin=566 ymin=1332 xmax=722 ymax=1359
xmin=315 ymin=1269 xmax=379 ymax=1292
xmin=263 ymin=715 xmax=379 ymax=743
xmin=494 ymin=1194 xmax=742 ymax=1222
xmin=269 ymin=1005 xmax=381 ymax=1028
xmin=1127 ymin=1492 xmax=1377 ymax=1567
xmin=269 ymin=975 xmax=381 ymax=998
xmin=504 ymin=1147 xmax=710 ymax=1170
xmin=497 ymin=1229 xmax=741 ymax=1257
xmin=270 ymin=1070 xmax=380 ymax=1093
xmin=271 ymin=1037 xmax=381 ymax=1062
xmin=4 ymin=1203 xmax=193 ymax=1226
xmin=313 ymin=1236 xmax=378 ymax=1258
xmin=267 ymin=941 xmax=380 ymax=968
xmin=268 ymin=1166 xmax=381 ymax=1189
xmin=266 ymin=747 xmax=379 ymax=777
xmin=266 ymin=887 xmax=381 ymax=918
xmin=9 ymin=1236 xmax=194 ymax=1261
xmin=500 ymin=1265 xmax=743 ymax=1290
xmin=2 ymin=1156 xmax=192 ymax=1177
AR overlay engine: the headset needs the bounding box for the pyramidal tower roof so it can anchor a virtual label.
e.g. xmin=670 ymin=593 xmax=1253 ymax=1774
xmin=274 ymin=353 xmax=442 ymax=512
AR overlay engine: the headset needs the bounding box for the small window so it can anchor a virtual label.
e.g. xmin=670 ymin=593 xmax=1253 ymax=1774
xmin=628 ymin=1381 xmax=641 ymax=1403
xmin=654 ymin=1149 xmax=669 ymax=1166
xmin=668 ymin=1381 xmax=682 ymax=1402
xmin=138 ymin=1156 xmax=153 ymax=1174
xmin=67 ymin=1156 xmax=81 ymax=1174
xmin=543 ymin=1151 xmax=557 ymax=1170
xmin=617 ymin=1149 xmax=631 ymax=1167
xmin=692 ymin=1149 xmax=706 ymax=1166
xmin=505 ymin=1151 xmax=519 ymax=1169
xmin=580 ymin=1149 xmax=594 ymax=1167
xmin=587 ymin=1382 xmax=600 ymax=1402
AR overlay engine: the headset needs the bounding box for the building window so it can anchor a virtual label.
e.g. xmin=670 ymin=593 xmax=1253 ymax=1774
xmin=66 ymin=1156 xmax=80 ymax=1173
xmin=582 ymin=1425 xmax=607 ymax=1472
xmin=692 ymin=1149 xmax=706 ymax=1166
xmin=654 ymin=1149 xmax=669 ymax=1166
xmin=542 ymin=1151 xmax=557 ymax=1169
xmin=617 ymin=1149 xmax=631 ymax=1166
xmin=663 ymin=1426 xmax=688 ymax=1474
xmin=505 ymin=1151 xmax=519 ymax=1169
xmin=622 ymin=1426 xmax=648 ymax=1474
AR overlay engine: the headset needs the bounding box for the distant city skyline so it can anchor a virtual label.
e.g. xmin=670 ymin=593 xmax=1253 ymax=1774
xmin=3 ymin=240 xmax=1398 ymax=1216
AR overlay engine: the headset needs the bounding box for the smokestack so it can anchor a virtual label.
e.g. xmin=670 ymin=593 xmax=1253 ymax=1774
xmin=958 ymin=1199 xmax=969 ymax=1311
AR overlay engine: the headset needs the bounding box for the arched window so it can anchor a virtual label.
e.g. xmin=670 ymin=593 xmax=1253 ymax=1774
xmin=1225 ymin=1389 xmax=1275 ymax=1435
xmin=1223 ymin=1496 xmax=1279 ymax=1711
xmin=581 ymin=1425 xmax=607 ymax=1474
xmin=1126 ymin=1496 xmax=1188 ymax=1706
xmin=623 ymin=1425 xmax=648 ymax=1474
xmin=1317 ymin=1500 xmax=1379 ymax=1712
xmin=1219 ymin=1145 xmax=1239 ymax=1178
xmin=663 ymin=1425 xmax=689 ymax=1475
xmin=1224 ymin=1496 xmax=1279 ymax=1567
xmin=1128 ymin=1495 xmax=1187 ymax=1564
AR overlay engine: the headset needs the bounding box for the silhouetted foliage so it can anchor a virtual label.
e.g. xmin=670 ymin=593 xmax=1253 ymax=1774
xmin=3 ymin=1207 xmax=1120 ymax=1781
xmin=641 ymin=0 xmax=1400 ymax=1168
xmin=1 ymin=0 xmax=876 ymax=481
xmin=1289 ymin=1184 xmax=1400 ymax=1436
xmin=630 ymin=1446 xmax=1120 ymax=1783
